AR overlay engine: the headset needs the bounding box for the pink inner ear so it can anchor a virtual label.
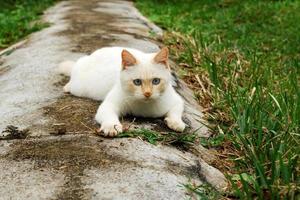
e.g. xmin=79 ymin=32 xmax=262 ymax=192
xmin=122 ymin=50 xmax=137 ymax=69
xmin=154 ymin=47 xmax=169 ymax=65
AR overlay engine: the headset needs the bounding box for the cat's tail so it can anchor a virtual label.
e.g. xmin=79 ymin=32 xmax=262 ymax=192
xmin=57 ymin=60 xmax=75 ymax=76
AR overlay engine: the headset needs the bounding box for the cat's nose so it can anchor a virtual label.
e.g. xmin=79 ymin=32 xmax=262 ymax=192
xmin=144 ymin=92 xmax=152 ymax=98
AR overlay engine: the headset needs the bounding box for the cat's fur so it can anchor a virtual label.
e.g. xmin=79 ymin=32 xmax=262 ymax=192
xmin=58 ymin=47 xmax=185 ymax=136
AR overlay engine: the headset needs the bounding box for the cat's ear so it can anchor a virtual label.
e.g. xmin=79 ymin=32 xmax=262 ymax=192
xmin=121 ymin=50 xmax=137 ymax=70
xmin=154 ymin=47 xmax=169 ymax=69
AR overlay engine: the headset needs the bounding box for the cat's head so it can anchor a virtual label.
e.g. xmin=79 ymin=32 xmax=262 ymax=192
xmin=120 ymin=47 xmax=172 ymax=101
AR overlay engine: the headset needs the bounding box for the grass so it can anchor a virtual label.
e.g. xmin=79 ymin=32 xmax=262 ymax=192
xmin=0 ymin=0 xmax=57 ymax=48
xmin=136 ymin=0 xmax=299 ymax=199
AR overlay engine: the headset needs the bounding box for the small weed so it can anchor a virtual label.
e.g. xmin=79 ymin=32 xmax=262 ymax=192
xmin=0 ymin=125 xmax=29 ymax=140
xmin=118 ymin=128 xmax=197 ymax=148
xmin=199 ymin=134 xmax=226 ymax=148
xmin=183 ymin=182 xmax=222 ymax=200
xmin=118 ymin=129 xmax=161 ymax=145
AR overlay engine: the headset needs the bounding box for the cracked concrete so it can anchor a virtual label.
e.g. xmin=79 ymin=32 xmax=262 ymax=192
xmin=0 ymin=0 xmax=227 ymax=199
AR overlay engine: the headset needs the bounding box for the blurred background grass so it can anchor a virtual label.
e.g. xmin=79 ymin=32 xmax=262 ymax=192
xmin=136 ymin=0 xmax=299 ymax=199
xmin=0 ymin=0 xmax=57 ymax=48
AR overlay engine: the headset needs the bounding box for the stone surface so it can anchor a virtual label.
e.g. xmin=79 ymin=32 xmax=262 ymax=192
xmin=0 ymin=0 xmax=227 ymax=199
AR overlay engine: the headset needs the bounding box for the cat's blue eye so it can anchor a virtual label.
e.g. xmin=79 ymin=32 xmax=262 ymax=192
xmin=133 ymin=79 xmax=142 ymax=86
xmin=152 ymin=78 xmax=160 ymax=85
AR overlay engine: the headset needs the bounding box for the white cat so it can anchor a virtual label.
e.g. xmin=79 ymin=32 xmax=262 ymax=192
xmin=58 ymin=47 xmax=185 ymax=137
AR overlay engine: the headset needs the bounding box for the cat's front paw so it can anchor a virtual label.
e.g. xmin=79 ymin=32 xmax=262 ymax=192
xmin=165 ymin=117 xmax=186 ymax=132
xmin=98 ymin=122 xmax=123 ymax=137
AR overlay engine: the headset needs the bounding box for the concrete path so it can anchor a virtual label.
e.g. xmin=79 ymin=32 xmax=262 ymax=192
xmin=0 ymin=1 xmax=227 ymax=199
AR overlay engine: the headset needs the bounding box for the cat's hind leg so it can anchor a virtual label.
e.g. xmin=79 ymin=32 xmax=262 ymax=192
xmin=57 ymin=60 xmax=75 ymax=76
xmin=63 ymin=82 xmax=71 ymax=93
